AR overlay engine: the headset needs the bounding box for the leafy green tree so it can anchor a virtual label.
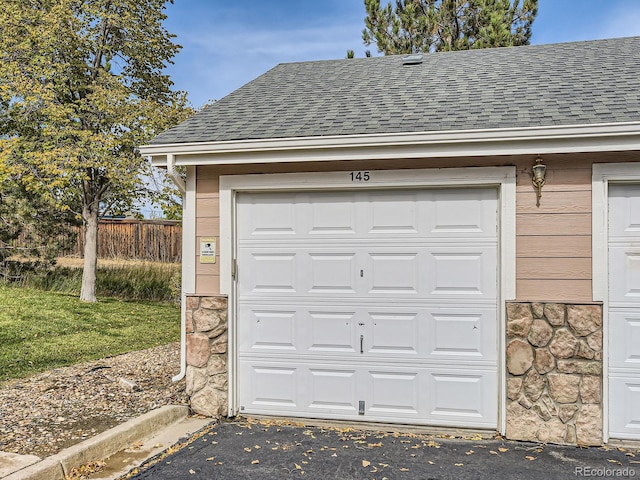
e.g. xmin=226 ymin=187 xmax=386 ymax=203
xmin=0 ymin=0 xmax=192 ymax=301
xmin=363 ymin=0 xmax=538 ymax=54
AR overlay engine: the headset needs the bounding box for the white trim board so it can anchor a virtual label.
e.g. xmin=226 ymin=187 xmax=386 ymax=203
xmin=141 ymin=122 xmax=640 ymax=166
xmin=219 ymin=166 xmax=516 ymax=434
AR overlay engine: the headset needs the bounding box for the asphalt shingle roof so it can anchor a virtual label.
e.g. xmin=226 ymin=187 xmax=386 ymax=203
xmin=150 ymin=37 xmax=640 ymax=145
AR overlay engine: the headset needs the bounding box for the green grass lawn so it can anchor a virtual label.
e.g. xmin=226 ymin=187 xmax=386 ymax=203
xmin=0 ymin=285 xmax=180 ymax=382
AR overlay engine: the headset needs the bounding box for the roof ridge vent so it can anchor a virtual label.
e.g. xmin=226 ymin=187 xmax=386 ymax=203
xmin=402 ymin=54 xmax=423 ymax=65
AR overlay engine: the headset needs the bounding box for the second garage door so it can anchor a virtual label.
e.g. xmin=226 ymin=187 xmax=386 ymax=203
xmin=236 ymin=188 xmax=499 ymax=428
xmin=608 ymin=184 xmax=640 ymax=440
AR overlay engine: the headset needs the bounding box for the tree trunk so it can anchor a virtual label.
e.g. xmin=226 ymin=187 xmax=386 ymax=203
xmin=80 ymin=202 xmax=99 ymax=302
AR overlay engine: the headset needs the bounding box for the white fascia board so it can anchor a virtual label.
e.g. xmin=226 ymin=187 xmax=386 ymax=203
xmin=139 ymin=122 xmax=640 ymax=166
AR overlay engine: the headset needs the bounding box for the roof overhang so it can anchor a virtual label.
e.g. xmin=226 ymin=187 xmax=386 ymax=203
xmin=139 ymin=122 xmax=640 ymax=166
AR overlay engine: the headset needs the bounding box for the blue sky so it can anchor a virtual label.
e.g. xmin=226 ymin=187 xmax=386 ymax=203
xmin=162 ymin=0 xmax=640 ymax=108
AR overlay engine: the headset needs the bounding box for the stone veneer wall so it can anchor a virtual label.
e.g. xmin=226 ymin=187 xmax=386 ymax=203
xmin=184 ymin=296 xmax=228 ymax=417
xmin=505 ymin=303 xmax=603 ymax=445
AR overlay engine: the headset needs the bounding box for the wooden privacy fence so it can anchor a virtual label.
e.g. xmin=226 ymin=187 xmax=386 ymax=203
xmin=70 ymin=219 xmax=182 ymax=262
xmin=10 ymin=219 xmax=182 ymax=262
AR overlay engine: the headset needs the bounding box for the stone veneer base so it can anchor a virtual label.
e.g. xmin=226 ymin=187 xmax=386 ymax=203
xmin=505 ymin=302 xmax=603 ymax=445
xmin=184 ymin=295 xmax=228 ymax=417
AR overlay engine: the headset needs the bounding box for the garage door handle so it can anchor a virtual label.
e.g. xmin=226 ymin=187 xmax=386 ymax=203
xmin=360 ymin=335 xmax=364 ymax=354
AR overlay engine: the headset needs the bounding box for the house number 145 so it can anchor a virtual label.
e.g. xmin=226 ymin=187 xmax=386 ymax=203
xmin=350 ymin=171 xmax=370 ymax=182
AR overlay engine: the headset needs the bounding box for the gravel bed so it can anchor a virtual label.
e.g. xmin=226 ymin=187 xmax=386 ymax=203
xmin=0 ymin=342 xmax=188 ymax=458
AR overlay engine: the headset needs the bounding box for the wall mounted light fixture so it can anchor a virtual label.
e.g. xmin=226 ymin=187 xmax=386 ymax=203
xmin=532 ymin=155 xmax=546 ymax=207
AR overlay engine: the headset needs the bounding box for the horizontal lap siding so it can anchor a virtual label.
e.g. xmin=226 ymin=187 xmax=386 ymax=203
xmin=195 ymin=168 xmax=221 ymax=295
xmin=192 ymin=153 xmax=638 ymax=298
xmin=515 ymin=156 xmax=593 ymax=302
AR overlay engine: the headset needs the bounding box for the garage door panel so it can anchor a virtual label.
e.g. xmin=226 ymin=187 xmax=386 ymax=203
xmin=309 ymin=368 xmax=358 ymax=412
xmin=428 ymin=371 xmax=495 ymax=424
xmin=308 ymin=311 xmax=357 ymax=353
xmin=368 ymin=253 xmax=419 ymax=294
xmin=609 ymin=376 xmax=640 ymax=439
xmin=609 ymin=184 xmax=640 ymax=237
xmin=238 ymin=194 xmax=298 ymax=237
xmin=368 ymin=312 xmax=419 ymax=355
xmin=368 ymin=192 xmax=420 ymax=234
xmin=427 ymin=248 xmax=497 ymax=299
xmin=429 ymin=310 xmax=497 ymax=361
xmin=240 ymin=252 xmax=297 ymax=293
xmin=368 ymin=370 xmax=420 ymax=415
xmin=309 ymin=253 xmax=357 ymax=293
xmin=609 ymin=247 xmax=640 ymax=304
xmin=310 ymin=195 xmax=357 ymax=234
xmin=242 ymin=364 xmax=298 ymax=408
xmin=609 ymin=310 xmax=640 ymax=368
xmin=240 ymin=305 xmax=496 ymax=362
xmin=238 ymin=308 xmax=298 ymax=352
xmin=430 ymin=189 xmax=497 ymax=236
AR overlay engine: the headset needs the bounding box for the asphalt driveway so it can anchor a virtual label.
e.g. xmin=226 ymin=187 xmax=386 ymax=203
xmin=128 ymin=418 xmax=639 ymax=480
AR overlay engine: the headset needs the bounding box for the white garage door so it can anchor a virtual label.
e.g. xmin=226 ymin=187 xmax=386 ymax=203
xmin=609 ymin=184 xmax=640 ymax=439
xmin=236 ymin=188 xmax=499 ymax=428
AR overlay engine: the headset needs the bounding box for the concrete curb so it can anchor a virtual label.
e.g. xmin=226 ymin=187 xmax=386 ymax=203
xmin=4 ymin=405 xmax=189 ymax=480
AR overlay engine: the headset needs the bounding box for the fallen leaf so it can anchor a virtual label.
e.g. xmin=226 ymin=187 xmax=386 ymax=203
xmin=428 ymin=460 xmax=435 ymax=465
xmin=251 ymin=460 xmax=260 ymax=465
xmin=362 ymin=460 xmax=371 ymax=467
xmin=244 ymin=447 xmax=252 ymax=452
xmin=608 ymin=459 xmax=621 ymax=464
xmin=254 ymin=445 xmax=261 ymax=449
xmin=455 ymin=463 xmax=464 ymax=467
xmin=331 ymin=453 xmax=337 ymax=457
xmin=189 ymin=469 xmax=196 ymax=475
xmin=466 ymin=450 xmax=474 ymax=455
xmin=400 ymin=467 xmax=409 ymax=472
xmin=498 ymin=447 xmax=508 ymax=452
xmin=206 ymin=457 xmax=215 ymax=461
xmin=368 ymin=442 xmax=383 ymax=447
xmin=490 ymin=451 xmax=498 ymax=455
xmin=525 ymin=456 xmax=536 ymax=461
xmin=295 ymin=463 xmax=302 ymax=470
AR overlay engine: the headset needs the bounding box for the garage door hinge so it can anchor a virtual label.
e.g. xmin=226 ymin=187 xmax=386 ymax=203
xmin=232 ymin=258 xmax=238 ymax=280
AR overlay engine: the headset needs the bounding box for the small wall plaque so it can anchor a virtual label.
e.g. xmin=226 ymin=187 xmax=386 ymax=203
xmin=200 ymin=237 xmax=216 ymax=264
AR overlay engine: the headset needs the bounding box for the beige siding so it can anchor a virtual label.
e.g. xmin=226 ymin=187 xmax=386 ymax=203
xmin=192 ymin=152 xmax=640 ymax=301
xmin=194 ymin=168 xmax=221 ymax=295
xmin=514 ymin=155 xmax=593 ymax=302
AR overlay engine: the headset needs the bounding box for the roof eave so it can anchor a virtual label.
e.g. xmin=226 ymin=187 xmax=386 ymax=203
xmin=139 ymin=122 xmax=640 ymax=166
